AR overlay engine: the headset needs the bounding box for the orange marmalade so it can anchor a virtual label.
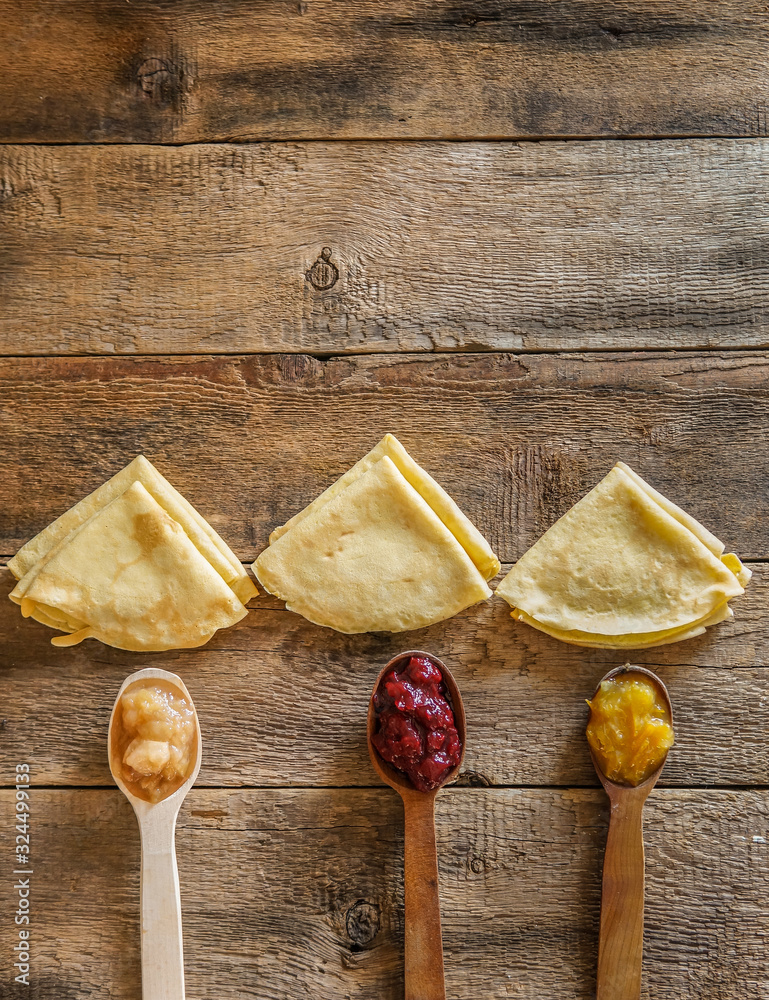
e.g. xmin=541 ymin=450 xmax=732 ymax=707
xmin=586 ymin=673 xmax=674 ymax=786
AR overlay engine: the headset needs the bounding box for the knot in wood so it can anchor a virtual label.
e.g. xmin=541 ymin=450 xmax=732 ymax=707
xmin=345 ymin=900 xmax=381 ymax=948
xmin=455 ymin=769 xmax=491 ymax=787
xmin=470 ymin=855 xmax=486 ymax=874
xmin=137 ymin=58 xmax=177 ymax=101
xmin=306 ymin=247 xmax=339 ymax=290
xmin=278 ymin=355 xmax=321 ymax=382
xmin=599 ymin=23 xmax=624 ymax=41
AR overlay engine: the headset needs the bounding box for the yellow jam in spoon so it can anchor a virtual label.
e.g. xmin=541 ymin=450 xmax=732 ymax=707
xmin=586 ymin=672 xmax=675 ymax=786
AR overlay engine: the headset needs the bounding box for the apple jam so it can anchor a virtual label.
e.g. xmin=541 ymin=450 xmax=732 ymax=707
xmin=371 ymin=654 xmax=462 ymax=792
xmin=586 ymin=673 xmax=674 ymax=786
xmin=112 ymin=681 xmax=197 ymax=803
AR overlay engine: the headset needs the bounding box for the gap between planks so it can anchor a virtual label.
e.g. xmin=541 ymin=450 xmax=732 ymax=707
xmin=4 ymin=783 xmax=769 ymax=791
xmin=3 ymin=342 xmax=769 ymax=360
xmin=2 ymin=133 xmax=767 ymax=148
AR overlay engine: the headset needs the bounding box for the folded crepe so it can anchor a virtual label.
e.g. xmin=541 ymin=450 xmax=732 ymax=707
xmin=254 ymin=435 xmax=499 ymax=633
xmin=495 ymin=461 xmax=750 ymax=649
xmin=10 ymin=454 xmax=255 ymax=604
xmin=9 ymin=456 xmax=256 ymax=650
xmin=270 ymin=433 xmax=500 ymax=581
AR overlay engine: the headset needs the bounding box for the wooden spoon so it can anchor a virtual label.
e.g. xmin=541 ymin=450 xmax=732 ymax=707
xmin=589 ymin=664 xmax=674 ymax=1000
xmin=108 ymin=667 xmax=202 ymax=1000
xmin=367 ymin=650 xmax=466 ymax=1000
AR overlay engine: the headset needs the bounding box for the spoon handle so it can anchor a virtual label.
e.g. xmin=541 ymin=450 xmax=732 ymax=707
xmin=402 ymin=792 xmax=446 ymax=1000
xmin=139 ymin=811 xmax=186 ymax=1000
xmin=597 ymin=791 xmax=647 ymax=1000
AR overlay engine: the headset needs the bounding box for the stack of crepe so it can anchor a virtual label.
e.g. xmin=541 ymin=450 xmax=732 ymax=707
xmin=9 ymin=456 xmax=256 ymax=651
xmin=496 ymin=461 xmax=750 ymax=649
xmin=254 ymin=434 xmax=500 ymax=633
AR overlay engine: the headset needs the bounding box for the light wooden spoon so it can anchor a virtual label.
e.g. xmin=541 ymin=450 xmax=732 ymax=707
xmin=589 ymin=664 xmax=674 ymax=1000
xmin=367 ymin=650 xmax=466 ymax=1000
xmin=108 ymin=667 xmax=202 ymax=1000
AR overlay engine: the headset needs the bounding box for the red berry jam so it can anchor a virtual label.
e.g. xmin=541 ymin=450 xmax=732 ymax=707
xmin=371 ymin=654 xmax=462 ymax=792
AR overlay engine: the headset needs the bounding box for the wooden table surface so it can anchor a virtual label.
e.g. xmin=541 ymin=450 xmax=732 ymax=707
xmin=1 ymin=4 xmax=768 ymax=997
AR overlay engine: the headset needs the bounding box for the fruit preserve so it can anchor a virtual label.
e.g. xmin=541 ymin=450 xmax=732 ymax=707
xmin=586 ymin=672 xmax=674 ymax=786
xmin=371 ymin=654 xmax=462 ymax=792
xmin=111 ymin=680 xmax=197 ymax=802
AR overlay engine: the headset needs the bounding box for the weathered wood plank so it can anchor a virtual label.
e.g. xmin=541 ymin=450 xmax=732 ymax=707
xmin=1 ymin=141 xmax=768 ymax=354
xmin=1 ymin=563 xmax=766 ymax=789
xmin=0 ymin=352 xmax=766 ymax=559
xmin=1 ymin=1 xmax=768 ymax=142
xmin=0 ymin=788 xmax=766 ymax=997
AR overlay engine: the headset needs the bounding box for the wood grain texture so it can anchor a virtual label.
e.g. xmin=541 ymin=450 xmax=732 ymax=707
xmin=401 ymin=793 xmax=447 ymax=1000
xmin=1 ymin=141 xmax=768 ymax=354
xmin=0 ymin=352 xmax=767 ymax=559
xmin=1 ymin=562 xmax=767 ymax=789
xmin=1 ymin=787 xmax=767 ymax=998
xmin=596 ymin=784 xmax=651 ymax=1000
xmin=2 ymin=1 xmax=769 ymax=142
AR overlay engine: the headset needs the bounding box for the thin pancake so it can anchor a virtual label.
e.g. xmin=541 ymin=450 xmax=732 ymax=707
xmin=269 ymin=434 xmax=500 ymax=581
xmin=616 ymin=461 xmax=724 ymax=557
xmin=19 ymin=601 xmax=85 ymax=633
xmin=16 ymin=482 xmax=247 ymax=651
xmin=496 ymin=464 xmax=744 ymax=636
xmin=9 ymin=455 xmax=256 ymax=604
xmin=511 ymin=602 xmax=732 ymax=649
xmin=255 ymin=456 xmax=491 ymax=634
xmin=721 ymin=552 xmax=752 ymax=589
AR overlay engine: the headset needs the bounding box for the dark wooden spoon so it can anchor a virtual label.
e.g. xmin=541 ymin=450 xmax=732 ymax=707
xmin=589 ymin=664 xmax=674 ymax=1000
xmin=367 ymin=650 xmax=466 ymax=1000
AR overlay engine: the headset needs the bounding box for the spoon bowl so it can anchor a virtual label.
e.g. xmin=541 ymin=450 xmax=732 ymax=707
xmin=367 ymin=649 xmax=466 ymax=798
xmin=589 ymin=663 xmax=673 ymax=795
xmin=109 ymin=667 xmax=202 ymax=814
xmin=109 ymin=667 xmax=201 ymax=1000
xmin=367 ymin=650 xmax=465 ymax=1000
xmin=588 ymin=663 xmax=674 ymax=1000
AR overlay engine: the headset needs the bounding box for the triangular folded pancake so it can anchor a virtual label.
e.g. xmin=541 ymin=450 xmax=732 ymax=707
xmin=9 ymin=455 xmax=256 ymax=604
xmin=496 ymin=463 xmax=747 ymax=644
xmin=269 ymin=433 xmax=500 ymax=581
xmin=13 ymin=482 xmax=247 ymax=651
xmin=254 ymin=456 xmax=492 ymax=633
